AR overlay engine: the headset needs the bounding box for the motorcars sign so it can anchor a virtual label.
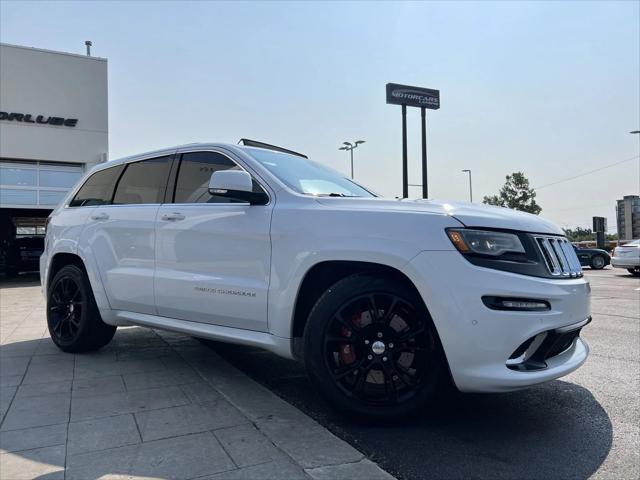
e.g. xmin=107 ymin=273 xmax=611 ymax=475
xmin=386 ymin=83 xmax=440 ymax=110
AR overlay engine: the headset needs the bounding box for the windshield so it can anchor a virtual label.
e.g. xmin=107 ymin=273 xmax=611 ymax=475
xmin=246 ymin=148 xmax=375 ymax=198
xmin=623 ymin=239 xmax=640 ymax=246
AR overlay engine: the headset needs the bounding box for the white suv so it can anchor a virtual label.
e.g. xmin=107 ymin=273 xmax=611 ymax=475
xmin=41 ymin=142 xmax=591 ymax=418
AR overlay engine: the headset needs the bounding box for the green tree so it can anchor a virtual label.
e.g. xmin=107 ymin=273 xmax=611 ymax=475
xmin=563 ymin=227 xmax=618 ymax=243
xmin=483 ymin=172 xmax=542 ymax=214
xmin=563 ymin=227 xmax=594 ymax=242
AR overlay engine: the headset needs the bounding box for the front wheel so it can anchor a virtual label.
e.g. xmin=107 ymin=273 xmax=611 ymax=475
xmin=590 ymin=255 xmax=606 ymax=270
xmin=47 ymin=264 xmax=116 ymax=353
xmin=303 ymin=273 xmax=446 ymax=420
xmin=628 ymin=268 xmax=640 ymax=276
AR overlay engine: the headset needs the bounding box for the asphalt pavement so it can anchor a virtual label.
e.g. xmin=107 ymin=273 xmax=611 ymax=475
xmin=206 ymin=268 xmax=640 ymax=480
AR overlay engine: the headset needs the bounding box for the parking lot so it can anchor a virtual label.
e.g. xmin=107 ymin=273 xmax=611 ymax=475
xmin=0 ymin=268 xmax=638 ymax=479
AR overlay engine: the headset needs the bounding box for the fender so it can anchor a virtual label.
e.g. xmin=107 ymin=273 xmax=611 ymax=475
xmin=268 ymin=249 xmax=415 ymax=340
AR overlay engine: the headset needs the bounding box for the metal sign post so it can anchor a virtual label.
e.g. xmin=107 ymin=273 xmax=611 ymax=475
xmin=386 ymin=83 xmax=440 ymax=199
xmin=421 ymin=107 xmax=427 ymax=199
xmin=402 ymin=105 xmax=408 ymax=198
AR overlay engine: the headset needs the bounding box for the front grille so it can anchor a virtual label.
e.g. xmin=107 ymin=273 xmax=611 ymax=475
xmin=534 ymin=236 xmax=583 ymax=278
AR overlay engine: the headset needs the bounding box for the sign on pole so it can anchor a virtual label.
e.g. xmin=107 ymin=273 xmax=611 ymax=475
xmin=386 ymin=83 xmax=440 ymax=110
xmin=386 ymin=83 xmax=440 ymax=199
xmin=592 ymin=217 xmax=607 ymax=232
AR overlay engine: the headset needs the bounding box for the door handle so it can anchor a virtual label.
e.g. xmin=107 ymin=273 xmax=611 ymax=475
xmin=90 ymin=212 xmax=109 ymax=221
xmin=161 ymin=212 xmax=186 ymax=222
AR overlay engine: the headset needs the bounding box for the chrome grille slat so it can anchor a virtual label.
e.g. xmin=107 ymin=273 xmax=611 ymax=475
xmin=534 ymin=235 xmax=583 ymax=278
xmin=561 ymin=239 xmax=582 ymax=275
xmin=550 ymin=239 xmax=570 ymax=277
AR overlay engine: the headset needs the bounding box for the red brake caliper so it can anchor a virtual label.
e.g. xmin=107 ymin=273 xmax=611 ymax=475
xmin=339 ymin=312 xmax=363 ymax=365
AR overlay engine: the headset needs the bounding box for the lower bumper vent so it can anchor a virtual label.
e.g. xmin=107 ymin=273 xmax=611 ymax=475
xmin=506 ymin=317 xmax=592 ymax=371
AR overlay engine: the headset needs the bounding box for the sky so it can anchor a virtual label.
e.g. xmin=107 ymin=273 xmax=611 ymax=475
xmin=1 ymin=0 xmax=638 ymax=232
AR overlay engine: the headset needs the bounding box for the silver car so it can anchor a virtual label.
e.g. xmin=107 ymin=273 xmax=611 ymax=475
xmin=611 ymin=239 xmax=640 ymax=276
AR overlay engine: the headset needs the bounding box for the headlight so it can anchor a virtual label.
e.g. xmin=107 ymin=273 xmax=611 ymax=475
xmin=447 ymin=228 xmax=525 ymax=256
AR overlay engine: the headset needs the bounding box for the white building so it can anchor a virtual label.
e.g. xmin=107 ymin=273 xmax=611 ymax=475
xmin=0 ymin=42 xmax=108 ymax=272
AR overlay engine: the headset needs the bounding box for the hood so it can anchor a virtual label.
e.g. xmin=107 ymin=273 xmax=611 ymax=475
xmin=315 ymin=197 xmax=563 ymax=235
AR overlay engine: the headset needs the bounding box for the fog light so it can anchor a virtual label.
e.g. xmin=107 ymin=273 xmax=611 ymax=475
xmin=482 ymin=296 xmax=550 ymax=311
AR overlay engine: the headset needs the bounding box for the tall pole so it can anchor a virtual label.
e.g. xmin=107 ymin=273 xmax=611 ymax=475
xmin=421 ymin=107 xmax=428 ymax=199
xmin=632 ymin=131 xmax=640 ymax=182
xmin=350 ymin=149 xmax=354 ymax=179
xmin=402 ymin=104 xmax=408 ymax=198
xmin=462 ymin=169 xmax=472 ymax=202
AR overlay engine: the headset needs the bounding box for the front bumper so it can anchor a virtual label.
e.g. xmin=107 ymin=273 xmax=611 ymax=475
xmin=406 ymin=251 xmax=591 ymax=393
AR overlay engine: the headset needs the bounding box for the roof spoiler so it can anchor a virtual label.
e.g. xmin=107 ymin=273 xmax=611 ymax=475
xmin=238 ymin=138 xmax=308 ymax=158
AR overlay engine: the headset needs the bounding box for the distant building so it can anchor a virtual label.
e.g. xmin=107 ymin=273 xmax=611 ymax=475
xmin=616 ymin=195 xmax=640 ymax=240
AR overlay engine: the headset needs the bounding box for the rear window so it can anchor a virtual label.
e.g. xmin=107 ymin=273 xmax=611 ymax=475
xmin=113 ymin=156 xmax=172 ymax=205
xmin=69 ymin=165 xmax=124 ymax=207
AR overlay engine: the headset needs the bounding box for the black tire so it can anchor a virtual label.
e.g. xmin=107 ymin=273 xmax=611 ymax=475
xmin=303 ymin=273 xmax=446 ymax=420
xmin=590 ymin=255 xmax=606 ymax=270
xmin=628 ymin=268 xmax=640 ymax=276
xmin=47 ymin=264 xmax=116 ymax=353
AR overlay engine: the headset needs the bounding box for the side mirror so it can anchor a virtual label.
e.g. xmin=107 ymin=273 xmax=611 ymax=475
xmin=208 ymin=170 xmax=267 ymax=205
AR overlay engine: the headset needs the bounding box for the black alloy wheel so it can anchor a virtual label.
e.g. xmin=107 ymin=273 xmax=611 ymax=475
xmin=304 ymin=273 xmax=445 ymax=420
xmin=47 ymin=264 xmax=116 ymax=352
xmin=49 ymin=274 xmax=84 ymax=342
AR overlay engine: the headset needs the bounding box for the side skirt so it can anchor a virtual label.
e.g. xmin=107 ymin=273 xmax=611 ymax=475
xmin=102 ymin=309 xmax=295 ymax=359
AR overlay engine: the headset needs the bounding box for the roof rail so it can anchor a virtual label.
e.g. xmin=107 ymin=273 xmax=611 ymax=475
xmin=238 ymin=139 xmax=308 ymax=158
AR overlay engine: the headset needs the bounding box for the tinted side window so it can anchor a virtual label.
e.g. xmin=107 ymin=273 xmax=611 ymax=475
xmin=174 ymin=152 xmax=244 ymax=204
xmin=69 ymin=165 xmax=124 ymax=207
xmin=113 ymin=156 xmax=172 ymax=205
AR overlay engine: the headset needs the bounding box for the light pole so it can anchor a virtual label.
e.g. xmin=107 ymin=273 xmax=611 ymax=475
xmin=338 ymin=140 xmax=365 ymax=179
xmin=632 ymin=131 xmax=640 ymax=183
xmin=462 ymin=169 xmax=473 ymax=202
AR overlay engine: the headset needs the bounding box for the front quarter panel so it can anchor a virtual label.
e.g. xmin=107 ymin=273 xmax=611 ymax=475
xmin=267 ymin=197 xmax=462 ymax=338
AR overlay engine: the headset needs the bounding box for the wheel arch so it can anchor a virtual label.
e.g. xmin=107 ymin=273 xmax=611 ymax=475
xmin=290 ymin=260 xmax=443 ymax=359
xmin=48 ymin=252 xmax=86 ymax=287
xmin=46 ymin=251 xmax=112 ymax=314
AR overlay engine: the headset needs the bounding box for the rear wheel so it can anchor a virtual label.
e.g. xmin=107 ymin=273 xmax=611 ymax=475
xmin=303 ymin=273 xmax=445 ymax=420
xmin=47 ymin=264 xmax=116 ymax=352
xmin=590 ymin=255 xmax=606 ymax=270
xmin=628 ymin=268 xmax=640 ymax=276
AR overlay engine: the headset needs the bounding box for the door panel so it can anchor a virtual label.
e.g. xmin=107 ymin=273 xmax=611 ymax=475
xmin=154 ymin=149 xmax=272 ymax=331
xmin=81 ymin=205 xmax=159 ymax=314
xmin=154 ymin=203 xmax=272 ymax=331
xmin=77 ymin=155 xmax=173 ymax=315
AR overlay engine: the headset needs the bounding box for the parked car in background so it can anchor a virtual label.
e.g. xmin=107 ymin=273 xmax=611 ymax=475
xmin=41 ymin=141 xmax=591 ymax=419
xmin=573 ymin=245 xmax=611 ymax=270
xmin=8 ymin=236 xmax=45 ymax=275
xmin=0 ymin=213 xmax=46 ymax=277
xmin=611 ymin=239 xmax=640 ymax=276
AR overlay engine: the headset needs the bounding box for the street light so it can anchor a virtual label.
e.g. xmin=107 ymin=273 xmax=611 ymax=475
xmin=461 ymin=169 xmax=473 ymax=202
xmin=338 ymin=140 xmax=366 ymax=179
xmin=632 ymin=131 xmax=640 ymax=177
